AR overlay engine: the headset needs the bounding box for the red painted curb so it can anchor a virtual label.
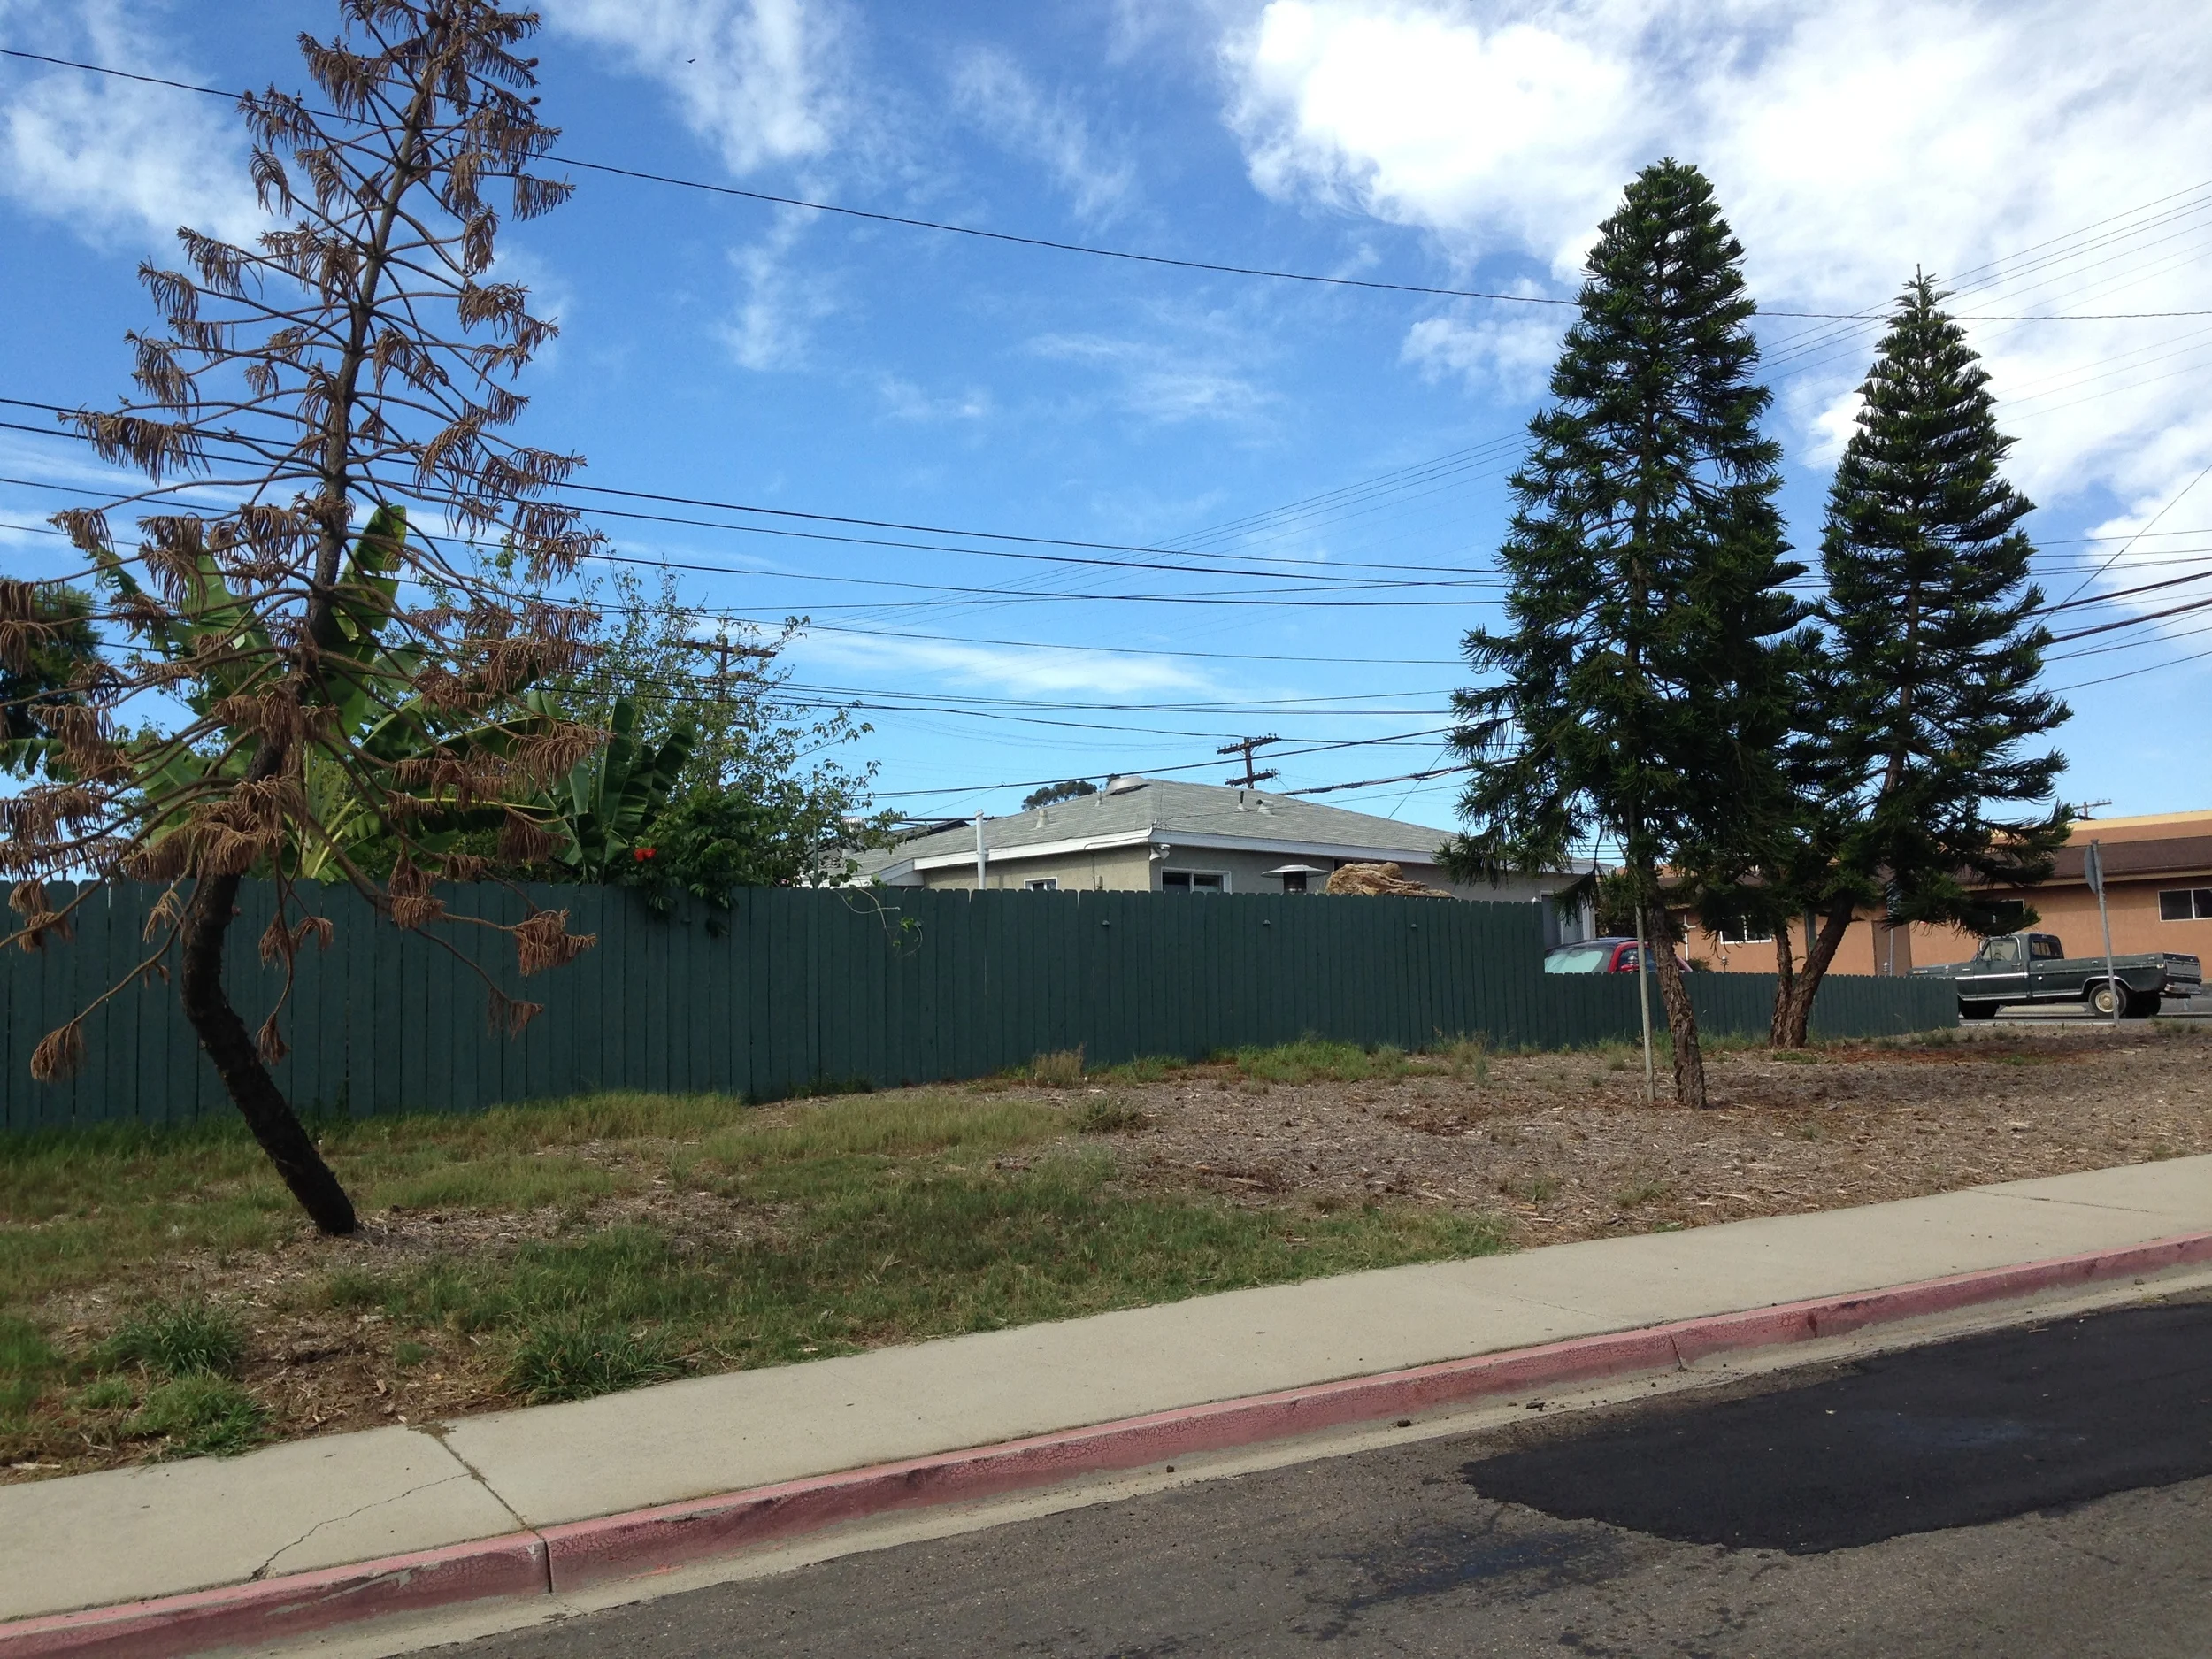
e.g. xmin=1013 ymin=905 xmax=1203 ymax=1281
xmin=0 ymin=1532 xmax=547 ymax=1659
xmin=7 ymin=1227 xmax=2208 ymax=1655
xmin=540 ymin=1227 xmax=2212 ymax=1594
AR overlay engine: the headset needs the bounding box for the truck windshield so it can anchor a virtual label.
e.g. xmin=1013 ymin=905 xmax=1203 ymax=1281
xmin=1982 ymin=938 xmax=2022 ymax=964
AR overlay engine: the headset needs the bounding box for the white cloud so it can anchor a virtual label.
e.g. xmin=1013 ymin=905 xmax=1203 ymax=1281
xmin=795 ymin=631 xmax=1216 ymax=700
xmin=1401 ymin=293 xmax=1562 ymax=397
xmin=718 ymin=208 xmax=836 ymax=370
xmin=951 ymin=48 xmax=1135 ymax=223
xmin=1218 ymin=0 xmax=2212 ymax=534
xmin=876 ymin=376 xmax=993 ymax=423
xmin=542 ymin=0 xmax=841 ymax=173
xmin=0 ymin=0 xmax=259 ymax=251
xmin=1029 ymin=330 xmax=1277 ymax=426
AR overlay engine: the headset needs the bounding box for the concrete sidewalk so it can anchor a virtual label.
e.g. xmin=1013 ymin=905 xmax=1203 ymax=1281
xmin=6 ymin=1156 xmax=2212 ymax=1645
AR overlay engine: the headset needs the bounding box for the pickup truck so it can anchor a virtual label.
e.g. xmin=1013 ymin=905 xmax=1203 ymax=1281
xmin=1912 ymin=932 xmax=2202 ymax=1019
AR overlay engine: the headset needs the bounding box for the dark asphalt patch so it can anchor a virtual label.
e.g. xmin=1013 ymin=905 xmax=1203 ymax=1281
xmin=1461 ymin=1299 xmax=2212 ymax=1554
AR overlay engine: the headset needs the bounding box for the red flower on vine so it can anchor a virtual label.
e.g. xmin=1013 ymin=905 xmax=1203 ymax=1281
xmin=633 ymin=846 xmax=657 ymax=862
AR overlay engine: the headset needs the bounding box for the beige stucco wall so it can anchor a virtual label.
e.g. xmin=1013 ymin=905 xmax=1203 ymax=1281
xmin=924 ymin=844 xmax=1156 ymax=892
xmin=919 ymin=844 xmax=1571 ymax=906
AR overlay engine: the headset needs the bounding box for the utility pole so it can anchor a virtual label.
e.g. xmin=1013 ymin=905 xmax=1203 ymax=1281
xmin=1219 ymin=734 xmax=1281 ymax=788
xmin=683 ymin=633 xmax=775 ymax=695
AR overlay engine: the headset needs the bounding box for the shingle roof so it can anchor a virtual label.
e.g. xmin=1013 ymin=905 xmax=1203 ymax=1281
xmin=856 ymin=778 xmax=1455 ymax=878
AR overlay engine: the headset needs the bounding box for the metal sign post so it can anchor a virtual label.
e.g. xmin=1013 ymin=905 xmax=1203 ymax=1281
xmin=2086 ymin=840 xmax=2118 ymax=1027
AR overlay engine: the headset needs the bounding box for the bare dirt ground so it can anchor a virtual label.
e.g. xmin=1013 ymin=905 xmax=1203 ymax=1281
xmin=1091 ymin=1025 xmax=2212 ymax=1240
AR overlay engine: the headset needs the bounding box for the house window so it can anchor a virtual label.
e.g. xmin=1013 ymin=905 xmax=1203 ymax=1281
xmin=1024 ymin=878 xmax=1059 ymax=892
xmin=1162 ymin=872 xmax=1226 ymax=894
xmin=2159 ymin=888 xmax=2212 ymax=921
xmin=1716 ymin=918 xmax=1773 ymax=944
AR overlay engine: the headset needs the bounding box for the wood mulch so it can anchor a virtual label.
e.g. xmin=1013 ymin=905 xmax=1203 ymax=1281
xmin=1082 ymin=1025 xmax=2210 ymax=1242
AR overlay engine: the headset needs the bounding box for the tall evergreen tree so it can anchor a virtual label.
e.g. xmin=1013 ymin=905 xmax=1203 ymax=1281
xmin=1443 ymin=159 xmax=1805 ymax=1109
xmin=1769 ymin=273 xmax=2070 ymax=1044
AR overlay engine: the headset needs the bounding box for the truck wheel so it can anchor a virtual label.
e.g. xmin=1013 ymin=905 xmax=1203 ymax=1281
xmin=1959 ymin=1000 xmax=1998 ymax=1021
xmin=2086 ymin=982 xmax=2124 ymax=1018
xmin=2123 ymin=988 xmax=2160 ymax=1019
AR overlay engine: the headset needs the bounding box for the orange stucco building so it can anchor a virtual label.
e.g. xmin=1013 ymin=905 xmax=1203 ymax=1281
xmin=1680 ymin=810 xmax=2212 ymax=977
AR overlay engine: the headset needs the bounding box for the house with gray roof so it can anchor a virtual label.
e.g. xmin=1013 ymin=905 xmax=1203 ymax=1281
xmin=855 ymin=776 xmax=1586 ymax=926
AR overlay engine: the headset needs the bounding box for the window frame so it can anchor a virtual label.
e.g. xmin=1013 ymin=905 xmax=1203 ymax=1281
xmin=1023 ymin=877 xmax=1060 ymax=892
xmin=1161 ymin=870 xmax=1230 ymax=894
xmin=2158 ymin=887 xmax=2212 ymax=921
xmin=1715 ymin=918 xmax=1774 ymax=945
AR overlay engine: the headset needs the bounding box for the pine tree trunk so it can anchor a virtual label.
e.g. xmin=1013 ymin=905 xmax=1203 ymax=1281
xmin=1645 ymin=900 xmax=1708 ymax=1109
xmin=178 ymin=870 xmax=358 ymax=1235
xmin=1769 ymin=926 xmax=1799 ymax=1048
xmin=1780 ymin=905 xmax=1856 ymax=1049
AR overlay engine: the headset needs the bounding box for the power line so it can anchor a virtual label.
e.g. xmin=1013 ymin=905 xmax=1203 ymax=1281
xmin=4 ymin=45 xmax=2209 ymax=325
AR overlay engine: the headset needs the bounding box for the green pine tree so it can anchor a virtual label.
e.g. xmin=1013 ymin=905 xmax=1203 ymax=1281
xmin=1443 ymin=159 xmax=1806 ymax=1109
xmin=1772 ymin=273 xmax=2070 ymax=1043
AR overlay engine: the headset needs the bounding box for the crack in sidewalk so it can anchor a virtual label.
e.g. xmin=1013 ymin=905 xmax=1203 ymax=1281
xmin=249 ymin=1471 xmax=472 ymax=1581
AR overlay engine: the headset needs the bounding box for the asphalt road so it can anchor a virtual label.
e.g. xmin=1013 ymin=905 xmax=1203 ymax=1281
xmin=455 ymin=1302 xmax=2212 ymax=1658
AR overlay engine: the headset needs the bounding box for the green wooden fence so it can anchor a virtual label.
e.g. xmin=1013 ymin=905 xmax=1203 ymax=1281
xmin=1 ymin=882 xmax=1957 ymax=1131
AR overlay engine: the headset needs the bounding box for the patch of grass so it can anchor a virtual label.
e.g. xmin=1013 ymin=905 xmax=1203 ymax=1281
xmin=1074 ymin=1097 xmax=1150 ymax=1134
xmin=73 ymin=1377 xmax=136 ymax=1411
xmin=1230 ymin=1038 xmax=1408 ymax=1085
xmin=392 ymin=1339 xmax=434 ymax=1370
xmin=700 ymin=1094 xmax=1062 ymax=1173
xmin=332 ymin=1158 xmax=1511 ymax=1381
xmin=370 ymin=1153 xmax=621 ymax=1213
xmin=0 ymin=1315 xmax=62 ymax=1421
xmin=1026 ymin=1048 xmax=1086 ymax=1088
xmin=1613 ymin=1178 xmax=1674 ymax=1208
xmin=126 ymin=1375 xmax=267 ymax=1457
xmin=1504 ymin=1173 xmax=1561 ymax=1203
xmin=506 ymin=1322 xmax=685 ymax=1403
xmin=102 ymin=1301 xmax=247 ymax=1379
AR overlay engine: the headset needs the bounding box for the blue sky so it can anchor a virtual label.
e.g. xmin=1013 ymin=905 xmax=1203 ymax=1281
xmin=4 ymin=0 xmax=2209 ymax=835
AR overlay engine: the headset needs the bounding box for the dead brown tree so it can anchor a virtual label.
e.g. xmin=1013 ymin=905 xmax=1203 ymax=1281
xmin=0 ymin=1 xmax=611 ymax=1234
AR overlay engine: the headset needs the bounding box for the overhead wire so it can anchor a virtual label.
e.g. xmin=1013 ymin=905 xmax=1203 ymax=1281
xmin=4 ymin=46 xmax=2209 ymax=324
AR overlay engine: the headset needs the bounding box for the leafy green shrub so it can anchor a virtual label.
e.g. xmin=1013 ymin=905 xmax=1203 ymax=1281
xmin=103 ymin=1301 xmax=247 ymax=1379
xmin=127 ymin=1375 xmax=267 ymax=1457
xmin=507 ymin=1322 xmax=683 ymax=1403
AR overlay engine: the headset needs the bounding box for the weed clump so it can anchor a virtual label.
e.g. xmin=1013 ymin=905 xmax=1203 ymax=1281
xmin=506 ymin=1323 xmax=685 ymax=1403
xmin=1028 ymin=1048 xmax=1085 ymax=1088
xmin=1075 ymin=1097 xmax=1150 ymax=1135
xmin=127 ymin=1375 xmax=266 ymax=1457
xmin=102 ymin=1301 xmax=247 ymax=1379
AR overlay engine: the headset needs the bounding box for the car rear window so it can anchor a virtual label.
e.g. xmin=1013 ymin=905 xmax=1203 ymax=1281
xmin=1545 ymin=944 xmax=1613 ymax=973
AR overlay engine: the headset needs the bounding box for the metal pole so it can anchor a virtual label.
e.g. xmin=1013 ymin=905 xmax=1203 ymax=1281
xmin=974 ymin=811 xmax=987 ymax=892
xmin=1633 ymin=879 xmax=1655 ymax=1106
xmin=2091 ymin=839 xmax=2119 ymax=1027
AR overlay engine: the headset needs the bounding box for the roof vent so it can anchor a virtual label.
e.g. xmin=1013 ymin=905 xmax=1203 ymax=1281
xmin=1104 ymin=774 xmax=1148 ymax=795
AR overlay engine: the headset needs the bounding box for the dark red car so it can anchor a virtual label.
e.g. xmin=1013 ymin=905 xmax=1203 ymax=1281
xmin=1543 ymin=937 xmax=1693 ymax=974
